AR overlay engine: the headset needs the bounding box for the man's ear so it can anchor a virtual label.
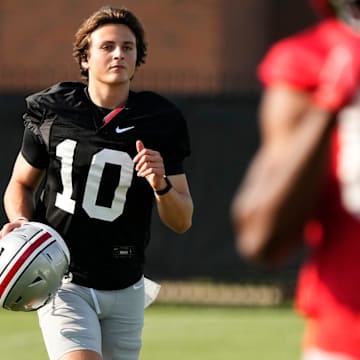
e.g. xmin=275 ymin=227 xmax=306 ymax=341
xmin=81 ymin=54 xmax=89 ymax=71
xmin=81 ymin=60 xmax=89 ymax=71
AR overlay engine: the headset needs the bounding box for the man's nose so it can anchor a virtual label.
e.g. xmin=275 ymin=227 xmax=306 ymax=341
xmin=113 ymin=46 xmax=124 ymax=59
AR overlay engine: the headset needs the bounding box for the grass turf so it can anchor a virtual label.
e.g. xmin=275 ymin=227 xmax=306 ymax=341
xmin=0 ymin=304 xmax=304 ymax=359
xmin=141 ymin=304 xmax=304 ymax=360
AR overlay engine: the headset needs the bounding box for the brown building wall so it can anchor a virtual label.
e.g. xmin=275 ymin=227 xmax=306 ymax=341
xmin=0 ymin=0 xmax=316 ymax=94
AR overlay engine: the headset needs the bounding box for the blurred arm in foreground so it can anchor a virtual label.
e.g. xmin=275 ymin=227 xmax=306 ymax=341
xmin=232 ymin=1 xmax=360 ymax=265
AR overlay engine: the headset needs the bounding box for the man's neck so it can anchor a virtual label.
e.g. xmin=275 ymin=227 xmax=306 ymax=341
xmin=87 ymin=81 xmax=130 ymax=109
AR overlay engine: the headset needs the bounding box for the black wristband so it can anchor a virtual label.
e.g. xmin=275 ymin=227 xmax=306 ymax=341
xmin=155 ymin=176 xmax=172 ymax=195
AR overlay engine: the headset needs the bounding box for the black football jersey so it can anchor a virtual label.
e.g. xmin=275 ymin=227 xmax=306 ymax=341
xmin=21 ymin=82 xmax=191 ymax=290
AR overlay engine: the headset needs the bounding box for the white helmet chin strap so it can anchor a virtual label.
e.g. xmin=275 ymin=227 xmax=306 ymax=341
xmin=330 ymin=0 xmax=360 ymax=31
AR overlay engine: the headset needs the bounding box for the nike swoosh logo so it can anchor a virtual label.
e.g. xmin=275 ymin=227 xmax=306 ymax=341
xmin=115 ymin=126 xmax=135 ymax=134
xmin=133 ymin=283 xmax=144 ymax=290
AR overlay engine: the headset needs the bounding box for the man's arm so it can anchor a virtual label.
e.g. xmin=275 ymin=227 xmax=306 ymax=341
xmin=232 ymin=39 xmax=360 ymax=265
xmin=1 ymin=152 xmax=45 ymax=238
xmin=231 ymin=85 xmax=335 ymax=265
xmin=154 ymin=173 xmax=193 ymax=233
xmin=133 ymin=140 xmax=193 ymax=233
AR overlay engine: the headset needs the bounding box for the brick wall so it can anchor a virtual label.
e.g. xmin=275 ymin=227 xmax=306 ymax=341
xmin=0 ymin=0 xmax=315 ymax=94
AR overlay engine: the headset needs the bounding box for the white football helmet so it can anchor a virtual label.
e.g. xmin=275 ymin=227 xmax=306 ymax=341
xmin=0 ymin=221 xmax=70 ymax=311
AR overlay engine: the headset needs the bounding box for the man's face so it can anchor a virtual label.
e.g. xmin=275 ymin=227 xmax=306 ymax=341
xmin=82 ymin=23 xmax=138 ymax=86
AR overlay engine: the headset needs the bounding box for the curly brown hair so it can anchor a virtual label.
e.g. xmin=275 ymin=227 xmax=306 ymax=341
xmin=73 ymin=6 xmax=147 ymax=81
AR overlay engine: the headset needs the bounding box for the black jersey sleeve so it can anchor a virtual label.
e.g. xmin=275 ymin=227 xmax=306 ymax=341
xmin=135 ymin=91 xmax=191 ymax=176
xmin=21 ymin=127 xmax=49 ymax=169
xmin=21 ymin=90 xmax=50 ymax=168
xmin=23 ymin=92 xmax=46 ymax=138
xmin=162 ymin=108 xmax=191 ymax=175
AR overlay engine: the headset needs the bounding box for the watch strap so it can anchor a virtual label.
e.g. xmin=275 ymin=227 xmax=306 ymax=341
xmin=155 ymin=176 xmax=172 ymax=195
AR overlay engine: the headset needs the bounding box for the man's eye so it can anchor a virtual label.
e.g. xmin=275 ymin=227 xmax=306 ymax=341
xmin=102 ymin=45 xmax=112 ymax=51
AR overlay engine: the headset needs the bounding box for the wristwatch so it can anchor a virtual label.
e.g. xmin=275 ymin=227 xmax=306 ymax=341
xmin=155 ymin=176 xmax=172 ymax=195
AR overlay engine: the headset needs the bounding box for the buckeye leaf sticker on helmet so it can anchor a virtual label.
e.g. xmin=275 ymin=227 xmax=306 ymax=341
xmin=0 ymin=222 xmax=70 ymax=311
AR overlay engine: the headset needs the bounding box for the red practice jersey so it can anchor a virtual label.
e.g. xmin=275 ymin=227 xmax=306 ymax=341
xmin=259 ymin=18 xmax=360 ymax=357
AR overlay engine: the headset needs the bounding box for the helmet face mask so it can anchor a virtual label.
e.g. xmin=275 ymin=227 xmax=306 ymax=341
xmin=0 ymin=222 xmax=70 ymax=311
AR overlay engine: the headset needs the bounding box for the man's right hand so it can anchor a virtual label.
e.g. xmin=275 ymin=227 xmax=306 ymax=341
xmin=0 ymin=217 xmax=29 ymax=239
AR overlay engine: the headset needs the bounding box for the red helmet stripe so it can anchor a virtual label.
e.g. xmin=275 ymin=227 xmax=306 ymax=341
xmin=0 ymin=232 xmax=52 ymax=298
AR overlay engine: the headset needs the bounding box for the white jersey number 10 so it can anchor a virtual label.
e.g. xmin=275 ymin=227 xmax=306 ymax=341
xmin=55 ymin=139 xmax=134 ymax=221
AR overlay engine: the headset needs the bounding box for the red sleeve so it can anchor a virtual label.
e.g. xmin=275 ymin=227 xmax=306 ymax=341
xmin=258 ymin=34 xmax=322 ymax=90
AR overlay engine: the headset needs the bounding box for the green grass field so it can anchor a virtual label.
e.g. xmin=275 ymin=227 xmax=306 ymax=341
xmin=0 ymin=304 xmax=304 ymax=359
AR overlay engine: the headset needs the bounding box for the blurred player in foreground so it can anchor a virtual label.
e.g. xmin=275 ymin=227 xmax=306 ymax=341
xmin=232 ymin=1 xmax=360 ymax=359
xmin=0 ymin=6 xmax=193 ymax=360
